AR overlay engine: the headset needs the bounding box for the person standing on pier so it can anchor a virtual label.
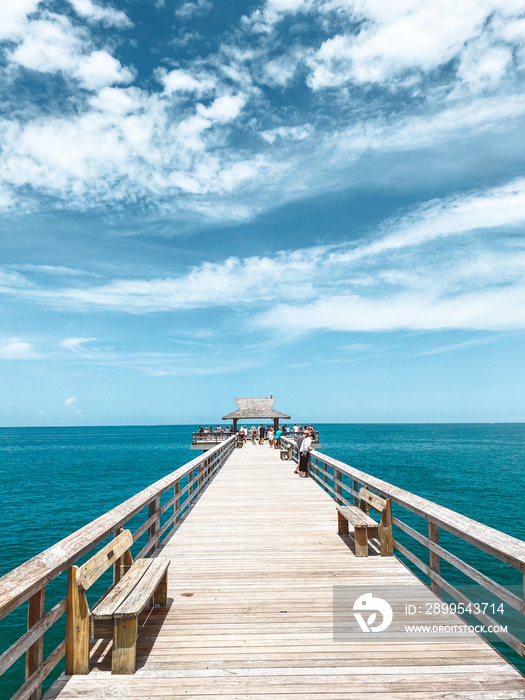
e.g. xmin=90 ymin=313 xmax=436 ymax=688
xmin=297 ymin=430 xmax=312 ymax=478
xmin=258 ymin=424 xmax=266 ymax=444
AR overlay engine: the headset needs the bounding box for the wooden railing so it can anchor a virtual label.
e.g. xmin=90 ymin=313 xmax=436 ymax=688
xmin=281 ymin=436 xmax=525 ymax=660
xmin=0 ymin=436 xmax=235 ymax=700
xmin=191 ymin=431 xmax=232 ymax=445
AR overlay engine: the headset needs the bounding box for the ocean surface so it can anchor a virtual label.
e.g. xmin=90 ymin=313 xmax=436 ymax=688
xmin=0 ymin=423 xmax=524 ymax=697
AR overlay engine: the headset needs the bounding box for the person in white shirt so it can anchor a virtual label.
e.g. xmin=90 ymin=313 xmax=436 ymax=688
xmin=297 ymin=431 xmax=312 ymax=478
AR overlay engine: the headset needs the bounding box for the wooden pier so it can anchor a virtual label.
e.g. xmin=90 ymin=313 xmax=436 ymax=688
xmin=2 ymin=437 xmax=525 ymax=699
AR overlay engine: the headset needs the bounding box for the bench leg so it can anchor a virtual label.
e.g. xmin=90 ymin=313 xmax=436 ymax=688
xmin=151 ymin=570 xmax=168 ymax=607
xmin=337 ymin=512 xmax=349 ymax=536
xmin=112 ymin=616 xmax=137 ymax=674
xmin=354 ymin=526 xmax=369 ymax=557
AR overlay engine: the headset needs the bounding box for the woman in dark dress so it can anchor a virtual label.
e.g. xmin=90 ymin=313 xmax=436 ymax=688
xmin=297 ymin=431 xmax=312 ymax=478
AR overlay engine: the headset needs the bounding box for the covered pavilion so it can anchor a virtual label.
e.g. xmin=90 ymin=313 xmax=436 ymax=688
xmin=222 ymin=396 xmax=290 ymax=433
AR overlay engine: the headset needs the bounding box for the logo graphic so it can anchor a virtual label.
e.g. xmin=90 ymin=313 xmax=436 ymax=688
xmin=352 ymin=593 xmax=393 ymax=633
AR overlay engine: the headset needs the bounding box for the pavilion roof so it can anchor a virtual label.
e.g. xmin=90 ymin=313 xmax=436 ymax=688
xmin=222 ymin=397 xmax=290 ymax=421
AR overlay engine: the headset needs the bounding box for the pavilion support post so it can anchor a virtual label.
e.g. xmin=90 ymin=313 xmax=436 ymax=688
xmin=274 ymin=418 xmax=279 ymax=431
xmin=233 ymin=419 xmax=238 ymax=433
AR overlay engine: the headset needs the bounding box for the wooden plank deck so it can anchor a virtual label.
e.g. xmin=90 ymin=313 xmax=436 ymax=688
xmin=45 ymin=443 xmax=525 ymax=699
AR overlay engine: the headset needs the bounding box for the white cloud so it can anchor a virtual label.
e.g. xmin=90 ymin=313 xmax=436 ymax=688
xmin=257 ymin=286 xmax=525 ymax=333
xmin=62 ymin=337 xmax=96 ymax=353
xmin=76 ymin=50 xmax=134 ymax=90
xmin=1 ymin=179 xmax=524 ymax=337
xmin=68 ymin=0 xmax=133 ymax=28
xmin=196 ymin=94 xmax=246 ymax=122
xmin=157 ymin=68 xmax=214 ymax=95
xmin=0 ymin=0 xmax=40 ymax=41
xmin=7 ymin=12 xmax=133 ymax=90
xmin=63 ymin=396 xmax=83 ymax=415
xmin=10 ymin=264 xmax=100 ymax=277
xmin=308 ymin=2 xmax=489 ymax=89
xmin=175 ymin=0 xmax=213 ymax=20
xmin=0 ymin=338 xmax=34 ymax=359
xmin=1 ymin=0 xmax=525 ymax=225
xmin=244 ymin=0 xmax=525 ymax=95
xmin=328 ymin=178 xmax=525 ymax=265
xmin=260 ymin=125 xmax=313 ymax=144
xmin=456 ymin=38 xmax=512 ymax=92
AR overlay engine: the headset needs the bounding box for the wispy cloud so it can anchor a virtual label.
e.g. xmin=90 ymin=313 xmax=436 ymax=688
xmin=1 ymin=179 xmax=524 ymax=335
xmin=62 ymin=337 xmax=97 ymax=353
xmin=415 ymin=337 xmax=498 ymax=356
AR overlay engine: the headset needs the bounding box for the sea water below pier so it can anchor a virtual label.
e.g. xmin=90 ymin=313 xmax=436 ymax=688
xmin=0 ymin=423 xmax=524 ymax=698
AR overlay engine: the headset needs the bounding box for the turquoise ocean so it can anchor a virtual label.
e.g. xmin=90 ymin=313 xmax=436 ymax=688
xmin=0 ymin=424 xmax=524 ymax=698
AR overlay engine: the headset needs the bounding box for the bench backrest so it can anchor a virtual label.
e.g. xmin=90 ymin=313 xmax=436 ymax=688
xmin=76 ymin=529 xmax=133 ymax=591
xmin=359 ymin=487 xmax=388 ymax=513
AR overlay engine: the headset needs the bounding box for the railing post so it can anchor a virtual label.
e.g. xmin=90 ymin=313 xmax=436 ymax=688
xmin=26 ymin=588 xmax=45 ymax=700
xmin=352 ymin=479 xmax=359 ymax=506
xmin=174 ymin=482 xmax=180 ymax=523
xmin=189 ymin=468 xmax=195 ymax=503
xmin=148 ymin=496 xmax=161 ymax=554
xmin=428 ymin=521 xmax=441 ymax=596
xmin=334 ymin=468 xmax=342 ymax=505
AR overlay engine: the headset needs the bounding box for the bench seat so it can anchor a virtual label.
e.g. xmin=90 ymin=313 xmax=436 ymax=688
xmin=336 ymin=489 xmax=393 ymax=558
xmin=336 ymin=505 xmax=378 ymax=557
xmin=92 ymin=557 xmax=169 ymax=619
xmin=336 ymin=505 xmax=377 ymax=528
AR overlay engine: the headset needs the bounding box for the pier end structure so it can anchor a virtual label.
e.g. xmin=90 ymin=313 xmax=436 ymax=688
xmin=191 ymin=396 xmax=291 ymax=450
xmin=222 ymin=396 xmax=290 ymax=433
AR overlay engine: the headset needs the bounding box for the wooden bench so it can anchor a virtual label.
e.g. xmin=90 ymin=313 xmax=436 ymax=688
xmin=280 ymin=445 xmax=293 ymax=460
xmin=65 ymin=529 xmax=170 ymax=675
xmin=336 ymin=488 xmax=393 ymax=557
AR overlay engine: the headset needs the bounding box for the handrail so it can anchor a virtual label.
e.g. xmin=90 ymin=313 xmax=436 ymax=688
xmin=192 ymin=431 xmax=232 ymax=445
xmin=280 ymin=435 xmax=525 ymax=661
xmin=0 ymin=435 xmax=236 ymax=700
xmin=308 ymin=448 xmax=525 ymax=569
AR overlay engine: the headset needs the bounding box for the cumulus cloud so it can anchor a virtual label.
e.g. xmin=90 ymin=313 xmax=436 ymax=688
xmin=157 ymin=68 xmax=214 ymax=95
xmin=7 ymin=11 xmax=133 ymax=90
xmin=0 ymin=338 xmax=34 ymax=359
xmin=67 ymin=0 xmax=133 ymax=28
xmin=0 ymin=0 xmax=40 ymax=41
xmin=63 ymin=396 xmax=83 ymax=415
xmin=175 ymin=0 xmax=213 ymax=20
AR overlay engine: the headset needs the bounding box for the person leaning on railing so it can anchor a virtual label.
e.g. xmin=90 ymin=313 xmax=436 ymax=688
xmin=296 ymin=430 xmax=312 ymax=478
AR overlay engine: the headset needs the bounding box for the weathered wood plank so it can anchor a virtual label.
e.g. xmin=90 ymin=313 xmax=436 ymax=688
xmin=91 ymin=559 xmax=152 ymax=620
xmin=359 ymin=487 xmax=387 ymax=512
xmin=76 ymin=530 xmax=133 ymax=591
xmin=336 ymin=505 xmax=376 ymax=527
xmin=114 ymin=558 xmax=170 ymax=618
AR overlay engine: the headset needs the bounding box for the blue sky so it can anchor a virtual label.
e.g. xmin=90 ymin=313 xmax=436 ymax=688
xmin=1 ymin=0 xmax=525 ymax=426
